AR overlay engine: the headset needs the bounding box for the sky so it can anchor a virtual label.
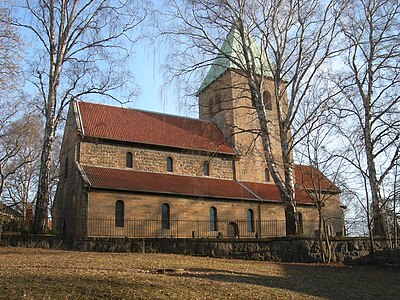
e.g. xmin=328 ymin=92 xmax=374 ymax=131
xmin=17 ymin=0 xmax=197 ymax=119
xmin=128 ymin=41 xmax=182 ymax=116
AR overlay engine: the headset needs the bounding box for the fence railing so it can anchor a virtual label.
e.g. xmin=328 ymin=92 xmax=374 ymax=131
xmin=2 ymin=216 xmax=329 ymax=239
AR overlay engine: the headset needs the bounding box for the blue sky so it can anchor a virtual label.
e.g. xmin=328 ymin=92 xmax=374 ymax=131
xmin=128 ymin=42 xmax=180 ymax=115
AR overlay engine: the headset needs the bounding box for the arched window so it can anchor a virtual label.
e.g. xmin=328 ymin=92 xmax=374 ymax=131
xmin=115 ymin=200 xmax=124 ymax=227
xmin=65 ymin=157 xmax=69 ymax=179
xmin=265 ymin=168 xmax=270 ymax=182
xmin=247 ymin=209 xmax=255 ymax=232
xmin=208 ymin=97 xmax=214 ymax=118
xmin=263 ymin=91 xmax=272 ymax=111
xmin=203 ymin=161 xmax=210 ymax=176
xmin=166 ymin=157 xmax=173 ymax=172
xmin=210 ymin=206 xmax=218 ymax=231
xmin=298 ymin=212 xmax=304 ymax=235
xmin=162 ymin=203 xmax=170 ymax=229
xmin=126 ymin=152 xmax=133 ymax=168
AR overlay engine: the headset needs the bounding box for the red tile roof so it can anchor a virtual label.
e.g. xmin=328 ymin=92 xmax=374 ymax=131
xmin=239 ymin=181 xmax=315 ymax=204
xmin=81 ymin=165 xmax=315 ymax=204
xmin=77 ymin=101 xmax=235 ymax=155
xmin=294 ymin=165 xmax=340 ymax=193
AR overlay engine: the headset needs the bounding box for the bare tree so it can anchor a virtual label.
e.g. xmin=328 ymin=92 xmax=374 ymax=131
xmin=160 ymin=0 xmax=343 ymax=234
xmin=0 ymin=1 xmax=22 ymax=96
xmin=335 ymin=0 xmax=400 ymax=238
xmin=296 ymin=111 xmax=347 ymax=262
xmin=3 ymin=114 xmax=42 ymax=218
xmin=0 ymin=111 xmax=40 ymax=237
xmin=11 ymin=0 xmax=148 ymax=233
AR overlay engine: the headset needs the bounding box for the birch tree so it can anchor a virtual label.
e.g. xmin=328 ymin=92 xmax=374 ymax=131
xmin=12 ymin=0 xmax=147 ymax=233
xmin=0 ymin=1 xmax=22 ymax=97
xmin=335 ymin=0 xmax=400 ymax=237
xmin=160 ymin=0 xmax=343 ymax=234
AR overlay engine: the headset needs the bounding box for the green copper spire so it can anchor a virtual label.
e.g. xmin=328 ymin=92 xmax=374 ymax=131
xmin=198 ymin=25 xmax=272 ymax=93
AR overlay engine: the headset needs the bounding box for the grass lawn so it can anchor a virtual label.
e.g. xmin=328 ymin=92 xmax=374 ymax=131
xmin=0 ymin=247 xmax=399 ymax=299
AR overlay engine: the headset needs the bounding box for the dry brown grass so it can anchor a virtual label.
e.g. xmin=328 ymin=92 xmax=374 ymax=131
xmin=0 ymin=247 xmax=399 ymax=299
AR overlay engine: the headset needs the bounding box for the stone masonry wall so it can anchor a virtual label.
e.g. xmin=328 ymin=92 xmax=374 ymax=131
xmin=87 ymin=190 xmax=286 ymax=238
xmin=80 ymin=142 xmax=234 ymax=180
xmin=2 ymin=235 xmax=395 ymax=264
xmin=198 ymin=70 xmax=286 ymax=183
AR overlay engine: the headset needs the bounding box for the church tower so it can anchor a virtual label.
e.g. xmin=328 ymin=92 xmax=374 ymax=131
xmin=197 ymin=27 xmax=284 ymax=183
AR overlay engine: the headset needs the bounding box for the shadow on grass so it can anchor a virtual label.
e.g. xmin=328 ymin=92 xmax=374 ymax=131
xmin=176 ymin=264 xmax=400 ymax=299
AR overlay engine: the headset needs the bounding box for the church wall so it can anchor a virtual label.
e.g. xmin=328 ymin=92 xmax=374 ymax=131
xmin=322 ymin=194 xmax=346 ymax=236
xmin=86 ymin=190 xmax=292 ymax=238
xmin=297 ymin=194 xmax=345 ymax=237
xmin=79 ymin=141 xmax=235 ymax=180
xmin=53 ymin=103 xmax=88 ymax=236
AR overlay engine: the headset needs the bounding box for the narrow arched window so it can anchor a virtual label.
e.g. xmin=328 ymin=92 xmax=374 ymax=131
xmin=166 ymin=157 xmax=173 ymax=172
xmin=203 ymin=161 xmax=210 ymax=176
xmin=65 ymin=157 xmax=69 ymax=179
xmin=208 ymin=98 xmax=214 ymax=118
xmin=115 ymin=200 xmax=124 ymax=227
xmin=247 ymin=209 xmax=255 ymax=232
xmin=126 ymin=152 xmax=133 ymax=168
xmin=210 ymin=206 xmax=218 ymax=231
xmin=263 ymin=91 xmax=272 ymax=111
xmin=298 ymin=212 xmax=304 ymax=235
xmin=162 ymin=203 xmax=170 ymax=229
xmin=265 ymin=168 xmax=270 ymax=182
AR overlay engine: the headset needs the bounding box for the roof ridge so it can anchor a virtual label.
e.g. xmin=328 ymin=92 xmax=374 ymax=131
xmin=77 ymin=100 xmax=236 ymax=155
xmin=77 ymin=100 xmax=213 ymax=125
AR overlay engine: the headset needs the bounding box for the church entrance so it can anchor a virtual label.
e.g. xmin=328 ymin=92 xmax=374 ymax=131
xmin=227 ymin=222 xmax=239 ymax=238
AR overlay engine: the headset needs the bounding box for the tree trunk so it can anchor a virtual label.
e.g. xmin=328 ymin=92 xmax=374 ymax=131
xmin=31 ymin=118 xmax=56 ymax=234
xmin=364 ymin=127 xmax=388 ymax=237
xmin=366 ymin=205 xmax=376 ymax=262
xmin=322 ymin=217 xmax=332 ymax=263
xmin=284 ymin=202 xmax=298 ymax=235
xmin=317 ymin=210 xmax=326 ymax=262
xmin=0 ymin=177 xmax=5 ymax=239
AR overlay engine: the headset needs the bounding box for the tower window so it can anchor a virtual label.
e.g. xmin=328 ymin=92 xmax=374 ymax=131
xmin=263 ymin=91 xmax=272 ymax=111
xmin=126 ymin=152 xmax=133 ymax=168
xmin=203 ymin=161 xmax=210 ymax=176
xmin=166 ymin=157 xmax=173 ymax=172
xmin=208 ymin=98 xmax=214 ymax=118
xmin=265 ymin=168 xmax=270 ymax=182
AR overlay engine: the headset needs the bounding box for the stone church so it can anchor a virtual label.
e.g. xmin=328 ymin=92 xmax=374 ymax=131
xmin=53 ymin=29 xmax=345 ymax=238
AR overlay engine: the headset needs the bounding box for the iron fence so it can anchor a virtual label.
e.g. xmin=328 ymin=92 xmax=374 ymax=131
xmin=2 ymin=216 xmax=328 ymax=239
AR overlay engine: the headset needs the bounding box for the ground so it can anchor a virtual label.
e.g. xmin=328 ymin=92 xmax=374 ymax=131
xmin=0 ymin=247 xmax=399 ymax=299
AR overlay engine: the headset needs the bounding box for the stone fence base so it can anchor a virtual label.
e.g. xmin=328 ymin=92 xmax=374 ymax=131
xmin=1 ymin=234 xmax=396 ymax=264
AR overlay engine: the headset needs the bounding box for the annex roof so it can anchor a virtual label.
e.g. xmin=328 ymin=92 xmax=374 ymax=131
xmin=77 ymin=101 xmax=235 ymax=155
xmin=198 ymin=25 xmax=273 ymax=93
xmin=294 ymin=165 xmax=340 ymax=193
xmin=81 ymin=165 xmax=315 ymax=205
